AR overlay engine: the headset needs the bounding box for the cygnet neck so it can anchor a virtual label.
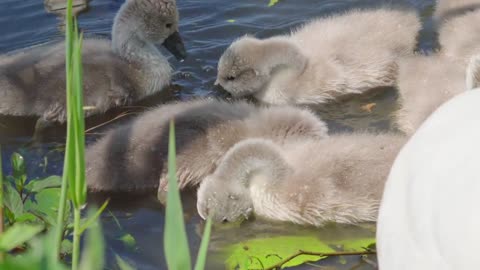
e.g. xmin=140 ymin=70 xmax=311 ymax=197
xmin=260 ymin=37 xmax=308 ymax=77
xmin=215 ymin=139 xmax=291 ymax=189
xmin=111 ymin=3 xmax=167 ymax=64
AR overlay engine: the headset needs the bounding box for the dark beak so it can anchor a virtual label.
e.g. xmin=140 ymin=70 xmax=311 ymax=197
xmin=162 ymin=31 xmax=187 ymax=61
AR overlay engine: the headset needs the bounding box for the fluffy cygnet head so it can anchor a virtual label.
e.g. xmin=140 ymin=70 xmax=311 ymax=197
xmin=197 ymin=175 xmax=254 ymax=223
xmin=197 ymin=138 xmax=291 ymax=223
xmin=114 ymin=0 xmax=186 ymax=60
xmin=216 ymin=36 xmax=304 ymax=98
xmin=216 ymin=36 xmax=270 ymax=97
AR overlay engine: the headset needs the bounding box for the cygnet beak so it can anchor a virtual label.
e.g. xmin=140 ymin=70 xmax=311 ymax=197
xmin=214 ymin=79 xmax=220 ymax=86
xmin=162 ymin=31 xmax=187 ymax=61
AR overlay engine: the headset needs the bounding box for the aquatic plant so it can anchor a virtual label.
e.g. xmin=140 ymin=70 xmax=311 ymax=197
xmin=0 ymin=145 xmax=4 ymax=262
xmin=0 ymin=0 xmax=108 ymax=268
xmin=50 ymin=0 xmax=103 ymax=269
xmin=0 ymin=207 xmax=105 ymax=270
xmin=164 ymin=120 xmax=212 ymax=270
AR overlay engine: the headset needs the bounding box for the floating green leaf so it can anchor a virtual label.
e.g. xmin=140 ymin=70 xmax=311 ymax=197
xmin=118 ymin=233 xmax=137 ymax=250
xmin=227 ymin=19 xmax=236 ymax=23
xmin=268 ymin=0 xmax=279 ymax=7
xmin=223 ymin=235 xmax=375 ymax=269
xmin=0 ymin=223 xmax=43 ymax=252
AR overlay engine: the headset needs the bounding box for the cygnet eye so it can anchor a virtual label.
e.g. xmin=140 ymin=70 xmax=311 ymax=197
xmin=226 ymin=76 xmax=235 ymax=81
xmin=165 ymin=23 xmax=172 ymax=28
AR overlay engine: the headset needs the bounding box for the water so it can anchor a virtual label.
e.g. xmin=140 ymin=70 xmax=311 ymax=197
xmin=0 ymin=0 xmax=436 ymax=269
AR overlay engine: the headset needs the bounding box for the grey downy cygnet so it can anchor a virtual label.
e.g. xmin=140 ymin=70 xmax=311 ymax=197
xmin=215 ymin=8 xmax=420 ymax=105
xmin=0 ymin=0 xmax=186 ymax=138
xmin=435 ymin=0 xmax=480 ymax=62
xmin=197 ymin=133 xmax=406 ymax=227
xmin=394 ymin=53 xmax=480 ymax=135
xmin=85 ymin=99 xmax=328 ymax=196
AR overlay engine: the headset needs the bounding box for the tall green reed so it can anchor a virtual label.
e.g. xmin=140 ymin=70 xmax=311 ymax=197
xmin=164 ymin=120 xmax=212 ymax=270
xmin=0 ymin=144 xmax=4 ymax=262
xmin=54 ymin=0 xmax=87 ymax=268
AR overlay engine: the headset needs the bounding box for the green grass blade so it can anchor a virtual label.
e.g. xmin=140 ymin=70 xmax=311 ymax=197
xmin=0 ymin=223 xmax=44 ymax=252
xmin=72 ymin=29 xmax=86 ymax=207
xmin=0 ymin=144 xmax=3 ymax=262
xmin=79 ymin=208 xmax=105 ymax=270
xmin=0 ymin=144 xmax=3 ymax=208
xmin=194 ymin=217 xmax=212 ymax=270
xmin=79 ymin=199 xmax=109 ymax=234
xmin=163 ymin=120 xmax=192 ymax=270
xmin=54 ymin=0 xmax=75 ymax=256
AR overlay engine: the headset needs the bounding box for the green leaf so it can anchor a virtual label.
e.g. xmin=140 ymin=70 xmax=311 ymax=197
xmin=194 ymin=217 xmax=212 ymax=270
xmin=0 ymin=223 xmax=43 ymax=252
xmin=5 ymin=175 xmax=15 ymax=185
xmin=15 ymin=212 xmax=39 ymax=223
xmin=4 ymin=183 xmax=24 ymax=218
xmin=115 ymin=254 xmax=136 ymax=270
xmin=25 ymin=188 xmax=67 ymax=227
xmin=4 ymin=207 xmax=15 ymax=224
xmin=0 ymin=229 xmax=68 ymax=270
xmin=24 ymin=175 xmax=62 ymax=193
xmin=0 ymin=144 xmax=4 ymax=209
xmin=163 ymin=120 xmax=192 ymax=270
xmin=11 ymin=152 xmax=27 ymax=189
xmin=79 ymin=209 xmax=105 ymax=270
xmin=61 ymin=239 xmax=73 ymax=254
xmin=226 ymin=19 xmax=236 ymax=23
xmin=223 ymin=235 xmax=376 ymax=269
xmin=268 ymin=0 xmax=279 ymax=7
xmin=79 ymin=199 xmax=109 ymax=234
xmin=118 ymin=233 xmax=137 ymax=250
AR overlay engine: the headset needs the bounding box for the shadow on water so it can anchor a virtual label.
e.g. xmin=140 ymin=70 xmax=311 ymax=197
xmin=1 ymin=0 xmax=437 ymax=269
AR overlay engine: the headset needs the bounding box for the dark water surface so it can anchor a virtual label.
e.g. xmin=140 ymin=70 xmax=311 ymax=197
xmin=0 ymin=0 xmax=436 ymax=269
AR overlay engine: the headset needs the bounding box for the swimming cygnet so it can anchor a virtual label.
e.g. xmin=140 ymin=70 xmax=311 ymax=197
xmin=197 ymin=133 xmax=406 ymax=226
xmin=0 ymin=0 xmax=186 ymax=136
xmin=394 ymin=53 xmax=480 ymax=134
xmin=215 ymin=8 xmax=420 ymax=105
xmin=435 ymin=0 xmax=480 ymax=61
xmin=378 ymin=88 xmax=480 ymax=270
xmin=85 ymin=99 xmax=328 ymax=194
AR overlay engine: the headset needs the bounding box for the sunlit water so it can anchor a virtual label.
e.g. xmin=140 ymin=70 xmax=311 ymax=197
xmin=0 ymin=0 xmax=436 ymax=269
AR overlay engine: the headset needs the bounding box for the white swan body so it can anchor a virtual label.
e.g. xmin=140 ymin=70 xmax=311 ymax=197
xmin=378 ymin=89 xmax=480 ymax=270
